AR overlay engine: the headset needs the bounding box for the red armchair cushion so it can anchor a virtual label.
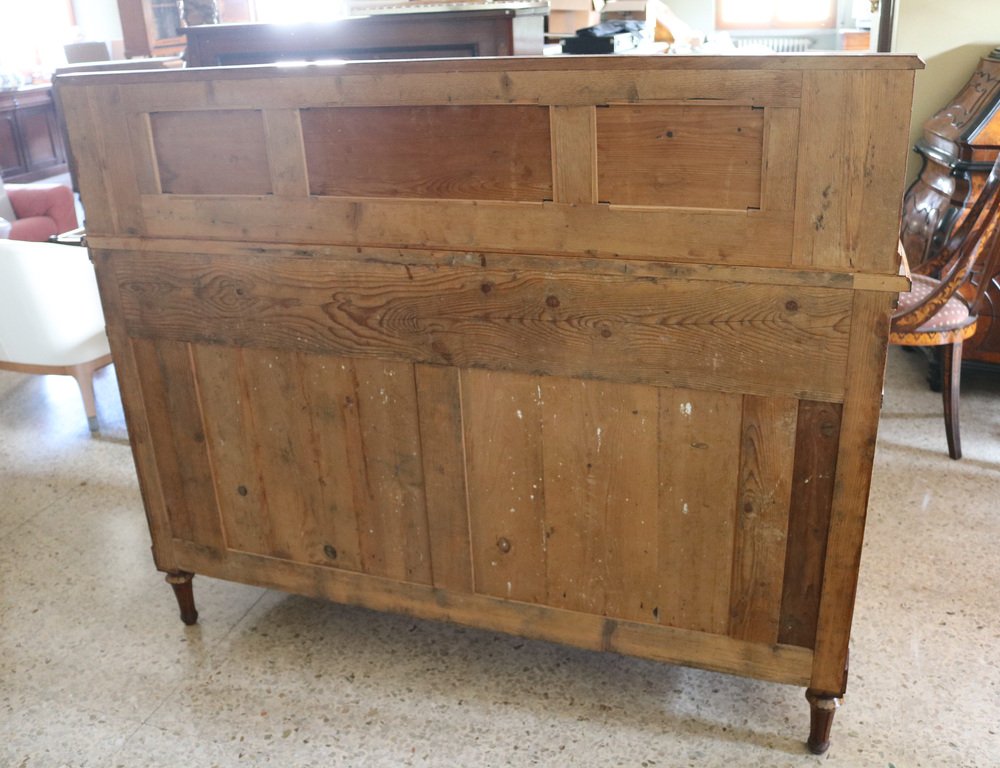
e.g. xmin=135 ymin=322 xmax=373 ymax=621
xmin=6 ymin=184 xmax=79 ymax=241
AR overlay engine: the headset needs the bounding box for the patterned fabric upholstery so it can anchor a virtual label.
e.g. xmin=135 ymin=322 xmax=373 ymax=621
xmin=896 ymin=274 xmax=973 ymax=333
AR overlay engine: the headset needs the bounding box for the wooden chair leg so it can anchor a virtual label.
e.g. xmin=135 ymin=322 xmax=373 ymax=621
xmin=68 ymin=362 xmax=99 ymax=432
xmin=941 ymin=341 xmax=963 ymax=460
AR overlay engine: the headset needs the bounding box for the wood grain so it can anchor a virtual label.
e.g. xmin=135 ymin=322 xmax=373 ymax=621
xmin=779 ymin=400 xmax=842 ymax=649
xmin=111 ymin=250 xmax=852 ymax=402
xmin=811 ymin=291 xmax=895 ymax=694
xmin=173 ymin=539 xmax=815 ymax=686
xmin=792 ymin=70 xmax=915 ymax=273
xmin=131 ymin=338 xmax=224 ymax=549
xmin=301 ymin=105 xmax=552 ymax=201
xmin=138 ymin=194 xmax=797 ymax=268
xmin=540 ymin=379 xmax=659 ymax=621
xmin=729 ymin=394 xmax=797 ymax=645
xmin=415 ymin=364 xmax=473 ymax=593
xmin=658 ymin=388 xmax=743 ymax=634
xmin=263 ymin=108 xmax=309 ymax=197
xmin=597 ymin=105 xmax=763 ymax=209
xmin=550 ymin=105 xmax=597 ymax=205
xmin=151 ymin=109 xmax=272 ymax=195
xmin=462 ymin=369 xmax=547 ymax=603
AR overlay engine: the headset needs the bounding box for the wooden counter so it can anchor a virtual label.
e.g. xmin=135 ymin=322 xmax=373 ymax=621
xmin=59 ymin=54 xmax=919 ymax=753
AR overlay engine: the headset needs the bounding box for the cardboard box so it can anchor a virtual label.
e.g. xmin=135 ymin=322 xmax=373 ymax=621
xmin=548 ymin=0 xmax=603 ymax=35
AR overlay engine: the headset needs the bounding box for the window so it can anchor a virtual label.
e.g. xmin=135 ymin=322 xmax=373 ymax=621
xmin=0 ymin=0 xmax=75 ymax=81
xmin=716 ymin=0 xmax=837 ymax=30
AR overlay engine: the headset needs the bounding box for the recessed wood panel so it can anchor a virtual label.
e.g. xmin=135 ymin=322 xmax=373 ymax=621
xmin=151 ymin=109 xmax=272 ymax=195
xmin=301 ymin=105 xmax=552 ymax=201
xmin=597 ymin=105 xmax=764 ymax=209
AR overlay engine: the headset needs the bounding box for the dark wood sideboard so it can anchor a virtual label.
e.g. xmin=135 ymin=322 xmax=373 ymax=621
xmin=184 ymin=4 xmax=547 ymax=67
xmin=900 ymin=47 xmax=1000 ymax=365
xmin=0 ymin=86 xmax=67 ymax=183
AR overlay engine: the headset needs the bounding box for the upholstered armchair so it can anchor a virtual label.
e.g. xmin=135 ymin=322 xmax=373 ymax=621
xmin=0 ymin=174 xmax=79 ymax=241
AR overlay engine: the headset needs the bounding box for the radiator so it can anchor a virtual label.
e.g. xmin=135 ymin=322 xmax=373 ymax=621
xmin=735 ymin=36 xmax=814 ymax=53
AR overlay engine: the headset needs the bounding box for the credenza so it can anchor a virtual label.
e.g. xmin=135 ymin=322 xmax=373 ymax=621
xmin=59 ymin=54 xmax=919 ymax=753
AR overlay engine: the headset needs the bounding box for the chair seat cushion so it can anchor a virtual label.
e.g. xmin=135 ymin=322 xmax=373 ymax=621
xmin=897 ymin=274 xmax=973 ymax=333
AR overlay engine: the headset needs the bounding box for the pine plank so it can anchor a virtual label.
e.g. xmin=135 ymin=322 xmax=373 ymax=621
xmin=462 ymin=369 xmax=547 ymax=603
xmin=415 ymin=364 xmax=473 ymax=593
xmin=779 ymin=400 xmax=842 ymax=649
xmin=263 ymin=108 xmax=309 ymax=197
xmin=761 ymin=107 xmax=800 ymax=213
xmin=174 ymin=540 xmax=815 ymax=686
xmin=349 ymin=358 xmax=433 ymax=584
xmin=550 ymin=105 xmax=597 ymax=204
xmin=658 ymin=388 xmax=743 ymax=634
xmin=137 ymin=194 xmax=795 ymax=268
xmin=190 ymin=343 xmax=273 ymax=556
xmin=131 ymin=338 xmax=223 ymax=549
xmin=301 ymin=105 xmax=552 ymax=201
xmin=811 ymin=291 xmax=895 ymax=694
xmin=597 ymin=105 xmax=763 ymax=209
xmin=150 ymin=109 xmax=272 ymax=195
xmin=111 ymin=250 xmax=852 ymax=402
xmin=540 ymin=379 xmax=659 ymax=621
xmin=792 ymin=69 xmax=915 ymax=273
xmin=729 ymin=394 xmax=798 ymax=645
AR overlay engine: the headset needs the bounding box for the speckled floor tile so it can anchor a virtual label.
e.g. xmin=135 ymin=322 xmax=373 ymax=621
xmin=2 ymin=348 xmax=999 ymax=767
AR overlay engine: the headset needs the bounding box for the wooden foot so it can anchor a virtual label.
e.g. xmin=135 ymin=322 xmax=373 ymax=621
xmin=165 ymin=571 xmax=199 ymax=625
xmin=805 ymin=689 xmax=841 ymax=755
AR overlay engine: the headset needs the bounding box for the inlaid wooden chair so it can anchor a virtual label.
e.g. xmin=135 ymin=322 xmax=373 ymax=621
xmin=891 ymin=154 xmax=1000 ymax=459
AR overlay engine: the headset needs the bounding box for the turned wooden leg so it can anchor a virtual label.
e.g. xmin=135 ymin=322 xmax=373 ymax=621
xmin=165 ymin=571 xmax=199 ymax=625
xmin=941 ymin=341 xmax=963 ymax=460
xmin=805 ymin=689 xmax=841 ymax=755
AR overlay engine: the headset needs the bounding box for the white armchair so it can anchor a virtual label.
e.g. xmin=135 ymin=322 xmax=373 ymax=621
xmin=0 ymin=240 xmax=112 ymax=431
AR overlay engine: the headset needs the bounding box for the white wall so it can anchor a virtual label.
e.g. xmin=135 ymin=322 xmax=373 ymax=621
xmin=893 ymin=0 xmax=1000 ymax=180
xmin=71 ymin=0 xmax=123 ymax=43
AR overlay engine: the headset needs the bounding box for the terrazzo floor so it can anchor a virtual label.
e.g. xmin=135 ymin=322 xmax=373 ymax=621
xmin=1 ymin=346 xmax=998 ymax=767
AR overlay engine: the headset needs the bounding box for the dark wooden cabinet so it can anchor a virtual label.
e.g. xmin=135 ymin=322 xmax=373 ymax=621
xmin=0 ymin=87 xmax=67 ymax=182
xmin=900 ymin=47 xmax=1000 ymax=364
xmin=183 ymin=4 xmax=546 ymax=67
xmin=116 ymin=0 xmax=186 ymax=58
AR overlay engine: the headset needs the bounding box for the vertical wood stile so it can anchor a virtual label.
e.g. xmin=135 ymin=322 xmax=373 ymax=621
xmin=88 ymin=85 xmax=145 ymax=236
xmin=811 ymin=290 xmax=895 ymax=694
xmin=263 ymin=108 xmax=309 ymax=197
xmin=463 ymin=370 xmax=547 ymax=603
xmin=761 ymin=107 xmax=800 ymax=213
xmin=89 ymin=251 xmax=175 ymax=569
xmin=658 ymin=388 xmax=743 ymax=634
xmin=192 ymin=344 xmax=274 ymax=557
xmin=297 ymin=353 xmax=365 ymax=572
xmin=349 ymin=358 xmax=432 ymax=584
xmin=550 ymin=105 xmax=598 ymax=205
xmin=729 ymin=394 xmax=797 ymax=644
xmin=415 ymin=364 xmax=473 ymax=593
xmin=58 ymin=87 xmax=113 ymax=233
xmin=779 ymin=400 xmax=842 ymax=648
xmin=792 ymin=70 xmax=915 ymax=273
xmin=126 ymin=112 xmax=162 ymax=195
xmin=131 ymin=338 xmax=224 ymax=549
xmin=236 ymin=348 xmax=324 ymax=561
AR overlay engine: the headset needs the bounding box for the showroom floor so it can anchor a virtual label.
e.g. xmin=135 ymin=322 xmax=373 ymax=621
xmin=1 ymin=346 xmax=998 ymax=767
